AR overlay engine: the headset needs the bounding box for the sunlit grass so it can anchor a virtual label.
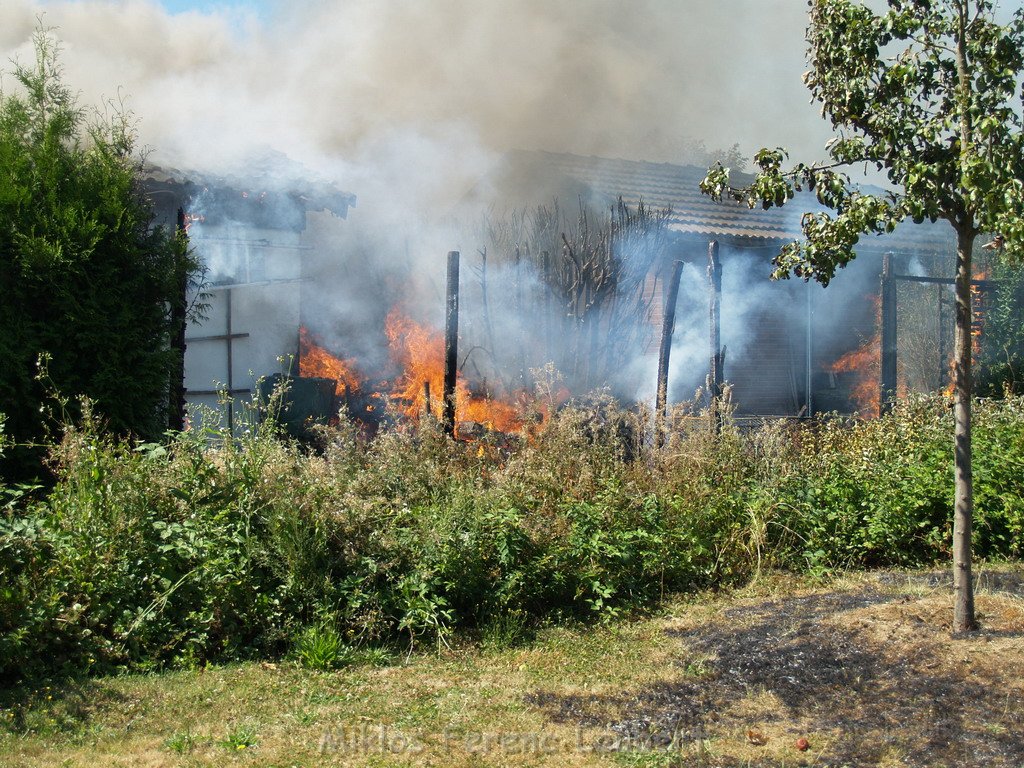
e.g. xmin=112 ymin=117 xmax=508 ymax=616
xmin=3 ymin=567 xmax=1022 ymax=767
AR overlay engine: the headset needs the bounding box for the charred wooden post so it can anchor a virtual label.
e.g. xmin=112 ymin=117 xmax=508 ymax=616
xmin=423 ymin=380 xmax=432 ymax=419
xmin=443 ymin=250 xmax=460 ymax=437
xmin=656 ymin=259 xmax=685 ymax=443
xmin=168 ymin=207 xmax=189 ymax=432
xmin=708 ymin=241 xmax=724 ymax=433
xmin=880 ymin=253 xmax=898 ymax=417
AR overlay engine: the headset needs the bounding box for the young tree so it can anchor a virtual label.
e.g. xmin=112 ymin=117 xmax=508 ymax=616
xmin=701 ymin=0 xmax=1024 ymax=632
xmin=0 ymin=29 xmax=198 ymax=479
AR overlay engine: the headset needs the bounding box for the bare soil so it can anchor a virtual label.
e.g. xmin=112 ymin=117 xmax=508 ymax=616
xmin=527 ymin=570 xmax=1024 ymax=767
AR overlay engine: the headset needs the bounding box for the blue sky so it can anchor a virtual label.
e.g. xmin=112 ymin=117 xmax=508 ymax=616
xmin=156 ymin=0 xmax=273 ymax=19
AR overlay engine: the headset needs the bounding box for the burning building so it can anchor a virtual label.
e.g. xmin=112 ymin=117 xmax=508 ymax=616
xmin=146 ymin=147 xmax=960 ymax=437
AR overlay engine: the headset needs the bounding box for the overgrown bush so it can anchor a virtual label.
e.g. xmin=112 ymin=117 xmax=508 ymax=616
xmin=761 ymin=395 xmax=1024 ymax=571
xmin=1 ymin=390 xmax=1023 ymax=682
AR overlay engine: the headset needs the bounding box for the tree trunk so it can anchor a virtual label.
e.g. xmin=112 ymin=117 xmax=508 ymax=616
xmin=952 ymin=225 xmax=978 ymax=633
xmin=879 ymin=254 xmax=898 ymax=417
xmin=951 ymin=1 xmax=978 ymax=634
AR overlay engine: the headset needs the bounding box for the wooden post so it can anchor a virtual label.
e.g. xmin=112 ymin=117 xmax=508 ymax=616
xmin=443 ymin=251 xmax=460 ymax=437
xmin=656 ymin=259 xmax=685 ymax=443
xmin=423 ymin=380 xmax=432 ymax=419
xmin=805 ymin=281 xmax=814 ymax=418
xmin=168 ymin=207 xmax=189 ymax=432
xmin=708 ymin=241 xmax=724 ymax=433
xmin=938 ymin=282 xmax=947 ymax=390
xmin=880 ymin=253 xmax=897 ymax=417
xmin=226 ymin=287 xmax=235 ymax=433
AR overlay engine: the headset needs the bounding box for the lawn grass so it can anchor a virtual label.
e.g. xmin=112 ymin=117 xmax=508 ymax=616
xmin=2 ymin=566 xmax=1022 ymax=767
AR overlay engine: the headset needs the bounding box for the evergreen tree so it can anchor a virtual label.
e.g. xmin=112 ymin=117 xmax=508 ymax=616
xmin=0 ymin=29 xmax=197 ymax=479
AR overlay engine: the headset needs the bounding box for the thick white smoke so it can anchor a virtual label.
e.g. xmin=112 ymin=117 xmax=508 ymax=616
xmin=2 ymin=0 xmax=834 ymax=208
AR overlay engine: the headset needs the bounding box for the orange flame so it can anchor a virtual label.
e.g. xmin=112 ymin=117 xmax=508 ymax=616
xmin=830 ymin=343 xmax=881 ymax=415
xmin=829 ymin=294 xmax=882 ymax=415
xmin=828 ymin=294 xmax=907 ymax=416
xmin=299 ymin=325 xmax=363 ymax=396
xmin=384 ymin=308 xmax=523 ymax=433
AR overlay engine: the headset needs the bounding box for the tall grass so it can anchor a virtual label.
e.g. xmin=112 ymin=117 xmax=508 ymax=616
xmin=1 ymin=391 xmax=1022 ymax=681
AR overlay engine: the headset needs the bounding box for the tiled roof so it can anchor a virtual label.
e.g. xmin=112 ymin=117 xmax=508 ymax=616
xmin=499 ymin=150 xmax=953 ymax=254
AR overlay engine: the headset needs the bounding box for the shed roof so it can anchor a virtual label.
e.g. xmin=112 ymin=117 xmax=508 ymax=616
xmin=491 ymin=150 xmax=953 ymax=255
xmin=143 ymin=152 xmax=356 ymax=231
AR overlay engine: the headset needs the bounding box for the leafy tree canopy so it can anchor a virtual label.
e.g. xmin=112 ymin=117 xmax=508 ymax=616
xmin=701 ymin=0 xmax=1024 ymax=285
xmin=0 ymin=29 xmax=198 ymax=479
xmin=700 ymin=0 xmax=1024 ymax=633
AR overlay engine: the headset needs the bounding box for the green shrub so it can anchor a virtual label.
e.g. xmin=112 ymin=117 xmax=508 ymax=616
xmin=765 ymin=394 xmax=1024 ymax=569
xmin=2 ymin=389 xmax=1022 ymax=682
